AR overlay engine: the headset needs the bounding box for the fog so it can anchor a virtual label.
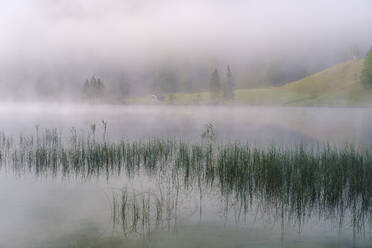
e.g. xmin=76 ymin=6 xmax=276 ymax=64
xmin=1 ymin=2 xmax=372 ymax=247
xmin=1 ymin=0 xmax=372 ymax=99
xmin=1 ymin=103 xmax=371 ymax=145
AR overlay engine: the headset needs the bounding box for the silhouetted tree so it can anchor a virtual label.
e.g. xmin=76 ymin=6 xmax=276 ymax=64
xmin=361 ymin=47 xmax=372 ymax=88
xmin=82 ymin=76 xmax=105 ymax=99
xmin=96 ymin=78 xmax=104 ymax=98
xmin=153 ymin=67 xmax=179 ymax=94
xmin=209 ymin=68 xmax=221 ymax=101
xmin=119 ymin=81 xmax=130 ymax=98
xmin=183 ymin=78 xmax=193 ymax=93
xmin=223 ymin=65 xmax=234 ymax=100
xmin=168 ymin=93 xmax=175 ymax=104
xmin=83 ymin=79 xmax=89 ymax=93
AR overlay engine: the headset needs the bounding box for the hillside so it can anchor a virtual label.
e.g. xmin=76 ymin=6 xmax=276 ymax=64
xmin=282 ymin=59 xmax=363 ymax=95
xmin=126 ymin=59 xmax=372 ymax=106
xmin=279 ymin=58 xmax=372 ymax=106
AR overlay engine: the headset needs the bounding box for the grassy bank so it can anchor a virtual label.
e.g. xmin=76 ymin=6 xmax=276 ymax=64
xmin=126 ymin=59 xmax=372 ymax=107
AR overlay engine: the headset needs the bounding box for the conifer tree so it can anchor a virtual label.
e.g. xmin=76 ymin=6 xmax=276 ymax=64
xmin=361 ymin=47 xmax=372 ymax=88
xmin=209 ymin=68 xmax=221 ymax=101
xmin=223 ymin=65 xmax=234 ymax=100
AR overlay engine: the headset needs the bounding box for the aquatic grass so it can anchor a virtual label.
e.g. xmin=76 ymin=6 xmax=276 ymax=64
xmin=1 ymin=129 xmax=372 ymax=237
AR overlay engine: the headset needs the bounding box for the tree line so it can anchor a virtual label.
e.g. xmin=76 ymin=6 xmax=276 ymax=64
xmin=209 ymin=65 xmax=234 ymax=102
xmin=81 ymin=45 xmax=372 ymax=103
xmin=82 ymin=65 xmax=235 ymax=103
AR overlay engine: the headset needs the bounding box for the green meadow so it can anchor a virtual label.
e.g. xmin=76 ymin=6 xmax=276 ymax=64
xmin=127 ymin=59 xmax=372 ymax=107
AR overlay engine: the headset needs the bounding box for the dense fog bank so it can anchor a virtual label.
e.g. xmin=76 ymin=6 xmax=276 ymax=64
xmin=0 ymin=0 xmax=372 ymax=100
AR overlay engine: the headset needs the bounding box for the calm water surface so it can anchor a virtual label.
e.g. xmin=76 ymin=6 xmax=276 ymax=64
xmin=1 ymin=103 xmax=372 ymax=247
xmin=1 ymin=103 xmax=372 ymax=144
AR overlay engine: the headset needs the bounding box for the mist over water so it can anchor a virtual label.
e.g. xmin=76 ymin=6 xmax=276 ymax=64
xmin=0 ymin=104 xmax=371 ymax=246
xmin=1 ymin=1 xmax=372 ymax=247
xmin=1 ymin=103 xmax=372 ymax=145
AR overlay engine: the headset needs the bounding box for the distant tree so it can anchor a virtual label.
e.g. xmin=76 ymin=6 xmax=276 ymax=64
xmin=91 ymin=76 xmax=97 ymax=88
xmin=153 ymin=67 xmax=179 ymax=95
xmin=168 ymin=93 xmax=175 ymax=104
xmin=119 ymin=81 xmax=130 ymax=98
xmin=82 ymin=79 xmax=90 ymax=98
xmin=361 ymin=47 xmax=372 ymax=88
xmin=95 ymin=78 xmax=104 ymax=98
xmin=82 ymin=76 xmax=105 ymax=99
xmin=223 ymin=65 xmax=234 ymax=100
xmin=35 ymin=80 xmax=55 ymax=98
xmin=83 ymin=79 xmax=89 ymax=92
xmin=209 ymin=68 xmax=221 ymax=101
xmin=183 ymin=78 xmax=193 ymax=93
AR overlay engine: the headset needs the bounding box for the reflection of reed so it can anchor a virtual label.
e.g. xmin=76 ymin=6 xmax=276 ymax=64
xmin=112 ymin=189 xmax=177 ymax=238
xmin=1 ymin=129 xmax=372 ymax=238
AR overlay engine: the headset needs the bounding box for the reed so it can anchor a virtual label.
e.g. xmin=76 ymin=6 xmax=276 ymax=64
xmin=1 ymin=128 xmax=372 ymax=237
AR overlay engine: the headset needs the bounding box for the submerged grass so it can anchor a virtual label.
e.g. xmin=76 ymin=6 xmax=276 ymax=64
xmin=1 ymin=128 xmax=372 ymax=238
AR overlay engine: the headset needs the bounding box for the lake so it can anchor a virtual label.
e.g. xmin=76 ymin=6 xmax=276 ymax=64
xmin=1 ymin=103 xmax=372 ymax=247
xmin=1 ymin=103 xmax=372 ymax=144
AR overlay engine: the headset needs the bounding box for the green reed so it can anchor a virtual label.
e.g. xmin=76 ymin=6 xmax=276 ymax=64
xmin=1 ymin=128 xmax=372 ymax=237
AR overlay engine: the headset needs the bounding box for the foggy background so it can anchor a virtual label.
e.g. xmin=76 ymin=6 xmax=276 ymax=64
xmin=1 ymin=0 xmax=372 ymax=101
